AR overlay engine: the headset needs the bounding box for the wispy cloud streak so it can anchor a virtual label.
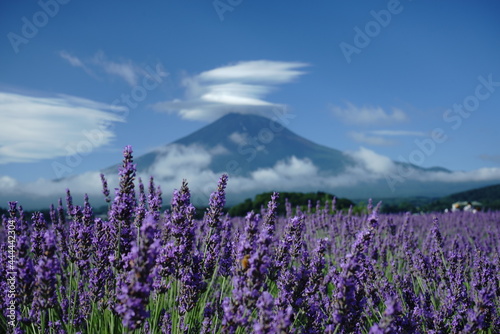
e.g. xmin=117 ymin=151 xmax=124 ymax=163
xmin=0 ymin=92 xmax=125 ymax=164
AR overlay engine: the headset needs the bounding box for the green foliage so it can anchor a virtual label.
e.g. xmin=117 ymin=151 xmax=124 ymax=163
xmin=424 ymin=183 xmax=500 ymax=212
xmin=228 ymin=191 xmax=354 ymax=216
xmin=377 ymin=197 xmax=433 ymax=214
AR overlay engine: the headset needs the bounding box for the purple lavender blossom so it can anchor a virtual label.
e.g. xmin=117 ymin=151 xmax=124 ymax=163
xmin=54 ymin=199 xmax=69 ymax=266
xmin=274 ymin=215 xmax=305 ymax=278
xmin=115 ymin=213 xmax=159 ymax=330
xmin=200 ymin=301 xmax=216 ymax=334
xmin=49 ymin=204 xmax=57 ymax=226
xmin=274 ymin=304 xmax=294 ymax=333
xmin=367 ymin=204 xmax=380 ymax=229
xmin=155 ymin=179 xmax=204 ymax=304
xmin=176 ymin=252 xmax=206 ymax=315
xmin=223 ymin=193 xmax=280 ymax=332
xmin=135 ymin=177 xmax=147 ymax=229
xmin=328 ymin=224 xmax=376 ymax=332
xmin=431 ymin=217 xmax=443 ymax=249
xmin=66 ymin=188 xmax=74 ymax=218
xmin=30 ymin=230 xmax=62 ymax=326
xmin=236 ymin=210 xmax=260 ymax=265
xmin=219 ymin=216 xmax=235 ymax=277
xmin=30 ymin=212 xmax=47 ymax=259
xmin=148 ymin=176 xmax=163 ymax=221
xmin=100 ymin=172 xmax=111 ymax=203
xmin=159 ymin=309 xmax=172 ymax=334
xmin=253 ymin=292 xmax=275 ymax=334
xmin=8 ymin=200 xmax=18 ymax=218
xmin=3 ymin=144 xmax=500 ymax=333
xmin=202 ymin=174 xmax=229 ymax=279
xmin=109 ymin=145 xmax=138 ymax=268
xmin=82 ymin=193 xmax=93 ymax=227
xmin=68 ymin=200 xmax=93 ymax=273
xmin=89 ymin=218 xmax=116 ymax=307
xmin=304 ymin=238 xmax=328 ymax=298
xmin=222 ymin=295 xmax=247 ymax=333
xmin=154 ymin=241 xmax=176 ymax=292
xmin=369 ymin=296 xmax=404 ymax=334
xmin=16 ymin=224 xmax=36 ymax=308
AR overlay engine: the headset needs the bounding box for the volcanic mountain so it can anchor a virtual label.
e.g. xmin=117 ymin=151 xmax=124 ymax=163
xmin=131 ymin=112 xmax=358 ymax=177
xmin=105 ymin=112 xmax=499 ymax=203
xmin=5 ymin=112 xmax=500 ymax=210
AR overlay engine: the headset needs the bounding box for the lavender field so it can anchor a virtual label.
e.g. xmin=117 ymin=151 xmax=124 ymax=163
xmin=1 ymin=146 xmax=499 ymax=333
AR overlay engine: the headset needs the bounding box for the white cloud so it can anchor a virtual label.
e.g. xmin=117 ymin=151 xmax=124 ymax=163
xmin=210 ymin=144 xmax=230 ymax=155
xmin=0 ymin=92 xmax=126 ymax=164
xmin=59 ymin=51 xmax=165 ymax=87
xmin=0 ymin=175 xmax=18 ymax=189
xmin=198 ymin=60 xmax=308 ymax=83
xmin=3 ymin=144 xmax=500 ymax=209
xmin=59 ymin=50 xmax=86 ymax=68
xmin=331 ymin=102 xmax=408 ymax=125
xmin=152 ymin=60 xmax=309 ymax=121
xmin=0 ymin=170 xmax=112 ymax=205
xmin=370 ymin=130 xmax=426 ymax=137
xmin=201 ymin=83 xmax=275 ymax=106
xmin=349 ymin=130 xmax=427 ymax=146
xmin=410 ymin=168 xmax=500 ymax=183
xmin=479 ymin=154 xmax=500 ymax=164
xmin=349 ymin=132 xmax=395 ymax=146
xmin=227 ymin=149 xmax=403 ymax=193
xmin=146 ymin=144 xmax=213 ymax=180
xmin=92 ymin=51 xmax=139 ymax=86
xmin=342 ymin=148 xmax=500 ymax=185
xmin=347 ymin=147 xmax=398 ymax=175
xmin=248 ymin=156 xmax=319 ymax=187
xmin=228 ymin=132 xmax=249 ymax=146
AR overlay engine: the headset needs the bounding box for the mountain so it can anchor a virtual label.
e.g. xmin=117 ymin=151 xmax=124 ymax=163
xmin=131 ymin=113 xmax=358 ymax=176
xmin=128 ymin=113 xmax=452 ymax=177
xmin=4 ymin=113 xmax=500 ymax=211
xmin=101 ymin=112 xmax=500 ymax=205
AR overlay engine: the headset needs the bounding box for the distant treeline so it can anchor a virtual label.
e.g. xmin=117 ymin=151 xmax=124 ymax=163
xmin=423 ymin=184 xmax=500 ymax=212
xmin=3 ymin=184 xmax=500 ymax=221
xmin=378 ymin=184 xmax=500 ymax=213
xmin=228 ymin=191 xmax=355 ymax=217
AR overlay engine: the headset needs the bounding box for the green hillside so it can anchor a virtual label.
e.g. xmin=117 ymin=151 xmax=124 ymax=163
xmin=228 ymin=191 xmax=354 ymax=217
xmin=425 ymin=184 xmax=500 ymax=212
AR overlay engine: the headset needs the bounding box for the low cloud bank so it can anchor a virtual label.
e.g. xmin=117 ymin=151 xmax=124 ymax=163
xmin=3 ymin=145 xmax=500 ymax=209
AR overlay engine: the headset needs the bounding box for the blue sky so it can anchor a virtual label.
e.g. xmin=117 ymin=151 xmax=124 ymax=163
xmin=1 ymin=0 xmax=500 ymax=206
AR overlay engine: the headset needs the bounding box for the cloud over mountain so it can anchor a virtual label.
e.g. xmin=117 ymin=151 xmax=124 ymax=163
xmin=2 ymin=113 xmax=500 ymax=209
xmin=152 ymin=60 xmax=309 ymax=121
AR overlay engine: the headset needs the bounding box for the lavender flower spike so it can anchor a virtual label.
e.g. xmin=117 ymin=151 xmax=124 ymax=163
xmin=203 ymin=174 xmax=229 ymax=279
xmin=115 ymin=213 xmax=159 ymax=330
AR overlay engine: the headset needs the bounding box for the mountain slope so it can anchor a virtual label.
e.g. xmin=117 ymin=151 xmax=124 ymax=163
xmin=101 ymin=112 xmax=500 ymax=203
xmin=133 ymin=113 xmax=358 ymax=176
xmin=132 ymin=113 xmax=451 ymax=177
xmin=5 ymin=113 xmax=499 ymax=210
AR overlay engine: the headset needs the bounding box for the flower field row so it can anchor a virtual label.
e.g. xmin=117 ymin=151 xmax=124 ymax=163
xmin=1 ymin=146 xmax=499 ymax=333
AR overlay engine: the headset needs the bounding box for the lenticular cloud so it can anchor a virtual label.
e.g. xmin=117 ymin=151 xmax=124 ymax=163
xmin=152 ymin=60 xmax=309 ymax=121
